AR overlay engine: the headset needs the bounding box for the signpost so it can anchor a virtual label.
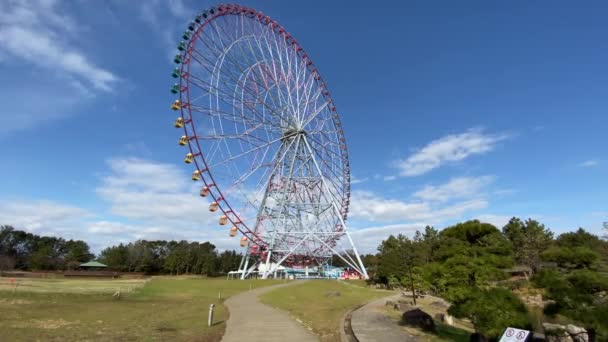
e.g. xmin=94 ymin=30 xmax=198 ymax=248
xmin=499 ymin=327 xmax=531 ymax=342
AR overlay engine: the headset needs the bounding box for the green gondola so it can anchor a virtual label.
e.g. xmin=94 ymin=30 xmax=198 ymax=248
xmin=174 ymin=54 xmax=182 ymax=64
xmin=177 ymin=41 xmax=186 ymax=51
xmin=172 ymin=67 xmax=180 ymax=78
xmin=182 ymin=31 xmax=191 ymax=40
xmin=171 ymin=83 xmax=180 ymax=94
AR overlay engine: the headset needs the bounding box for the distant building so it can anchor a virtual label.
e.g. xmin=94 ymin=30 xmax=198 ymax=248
xmin=79 ymin=261 xmax=109 ymax=271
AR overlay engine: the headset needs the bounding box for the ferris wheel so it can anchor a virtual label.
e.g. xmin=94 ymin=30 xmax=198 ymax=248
xmin=169 ymin=3 xmax=368 ymax=279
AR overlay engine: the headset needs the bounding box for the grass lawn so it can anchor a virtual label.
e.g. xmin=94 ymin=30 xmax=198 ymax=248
xmin=0 ymin=276 xmax=281 ymax=341
xmin=260 ymin=279 xmax=388 ymax=342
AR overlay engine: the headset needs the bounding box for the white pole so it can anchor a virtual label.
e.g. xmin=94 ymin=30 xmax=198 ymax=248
xmin=208 ymin=304 xmax=215 ymax=327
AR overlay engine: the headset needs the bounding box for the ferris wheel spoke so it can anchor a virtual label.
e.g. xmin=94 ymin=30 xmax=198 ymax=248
xmin=207 ymin=17 xmax=294 ymax=124
xmin=186 ymin=78 xmax=287 ymax=132
xmin=189 ymin=40 xmax=290 ymax=126
xmin=207 ymin=134 xmax=285 ymax=169
xmin=190 ymin=103 xmax=280 ymax=132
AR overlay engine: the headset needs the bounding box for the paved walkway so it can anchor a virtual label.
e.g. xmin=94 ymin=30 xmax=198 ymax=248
xmin=222 ymin=281 xmax=318 ymax=342
xmin=350 ymin=293 xmax=417 ymax=342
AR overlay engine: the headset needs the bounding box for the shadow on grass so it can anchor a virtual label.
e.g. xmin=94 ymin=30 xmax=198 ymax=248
xmin=435 ymin=323 xmax=470 ymax=342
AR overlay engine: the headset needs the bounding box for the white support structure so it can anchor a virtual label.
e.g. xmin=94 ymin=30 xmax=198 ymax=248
xmin=237 ymin=130 xmax=368 ymax=280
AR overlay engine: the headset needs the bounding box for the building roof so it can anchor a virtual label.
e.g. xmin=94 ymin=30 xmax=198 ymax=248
xmin=80 ymin=261 xmax=108 ymax=268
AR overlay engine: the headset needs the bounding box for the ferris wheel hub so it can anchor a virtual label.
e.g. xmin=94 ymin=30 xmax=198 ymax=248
xmin=280 ymin=128 xmax=307 ymax=141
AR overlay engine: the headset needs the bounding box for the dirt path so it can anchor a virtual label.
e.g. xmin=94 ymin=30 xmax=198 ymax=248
xmin=222 ymin=281 xmax=318 ymax=342
xmin=350 ymin=293 xmax=418 ymax=342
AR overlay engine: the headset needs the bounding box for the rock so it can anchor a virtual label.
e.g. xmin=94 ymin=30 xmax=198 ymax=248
xmin=393 ymin=303 xmax=411 ymax=311
xmin=523 ymin=294 xmax=544 ymax=306
xmin=445 ymin=314 xmax=453 ymax=326
xmin=430 ymin=299 xmax=449 ymax=309
xmin=385 ymin=300 xmax=395 ymax=306
xmin=546 ymin=336 xmax=574 ymax=342
xmin=565 ymin=324 xmax=588 ymax=342
xmin=401 ymin=308 xmax=436 ymax=333
xmin=543 ymin=323 xmax=573 ymax=342
xmin=543 ymin=323 xmax=566 ymax=332
xmin=434 ymin=313 xmax=454 ymax=326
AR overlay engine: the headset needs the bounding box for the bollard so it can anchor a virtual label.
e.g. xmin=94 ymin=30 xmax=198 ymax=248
xmin=208 ymin=304 xmax=215 ymax=327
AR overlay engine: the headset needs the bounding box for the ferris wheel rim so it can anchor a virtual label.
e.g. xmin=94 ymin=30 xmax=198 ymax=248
xmin=174 ymin=3 xmax=351 ymax=247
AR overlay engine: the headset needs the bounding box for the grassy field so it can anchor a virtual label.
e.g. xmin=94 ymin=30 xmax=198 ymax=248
xmin=0 ymin=277 xmax=147 ymax=294
xmin=0 ymin=276 xmax=281 ymax=341
xmin=260 ymin=280 xmax=388 ymax=342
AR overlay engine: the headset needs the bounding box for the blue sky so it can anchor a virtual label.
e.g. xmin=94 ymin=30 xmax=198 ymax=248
xmin=0 ymin=0 xmax=606 ymax=253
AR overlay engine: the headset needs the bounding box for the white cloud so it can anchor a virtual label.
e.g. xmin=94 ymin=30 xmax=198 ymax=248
xmin=0 ymin=200 xmax=93 ymax=237
xmin=0 ymin=158 xmax=245 ymax=252
xmin=579 ymin=160 xmax=599 ymax=168
xmin=347 ymin=223 xmax=427 ymax=252
xmin=414 ymin=176 xmax=494 ymax=202
xmin=346 ymin=176 xmax=493 ymax=252
xmin=139 ymin=0 xmax=191 ymax=24
xmin=351 ymin=175 xmax=369 ymax=185
xmin=135 ymin=0 xmax=193 ymax=61
xmin=167 ymin=0 xmax=191 ymax=19
xmin=349 ymin=190 xmax=489 ymax=224
xmin=475 ymin=214 xmax=512 ymax=229
xmin=88 ymin=221 xmax=134 ymax=235
xmin=96 ymin=158 xmax=217 ymax=223
xmin=94 ymin=158 xmax=242 ymax=250
xmin=435 ymin=199 xmax=488 ymax=218
xmin=349 ymin=190 xmax=431 ymax=222
xmin=395 ymin=129 xmax=508 ymax=176
xmin=383 ymin=175 xmax=397 ymax=181
xmin=0 ymin=1 xmax=118 ymax=92
xmin=139 ymin=0 xmax=162 ymax=25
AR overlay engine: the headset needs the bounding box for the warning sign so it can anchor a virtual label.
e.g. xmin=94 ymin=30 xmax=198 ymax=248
xmin=499 ymin=327 xmax=531 ymax=342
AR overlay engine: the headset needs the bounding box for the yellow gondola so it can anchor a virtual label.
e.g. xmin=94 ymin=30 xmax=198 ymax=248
xmin=240 ymin=236 xmax=248 ymax=247
xmin=174 ymin=117 xmax=184 ymax=128
xmin=199 ymin=186 xmax=210 ymax=197
xmin=184 ymin=153 xmax=194 ymax=163
xmin=192 ymin=170 xmax=201 ymax=181
xmin=209 ymin=201 xmax=218 ymax=212
xmin=179 ymin=135 xmax=188 ymax=146
xmin=229 ymin=226 xmax=238 ymax=237
xmin=171 ymin=100 xmax=181 ymax=111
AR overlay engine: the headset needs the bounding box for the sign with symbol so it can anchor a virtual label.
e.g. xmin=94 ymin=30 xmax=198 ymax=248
xmin=499 ymin=327 xmax=531 ymax=342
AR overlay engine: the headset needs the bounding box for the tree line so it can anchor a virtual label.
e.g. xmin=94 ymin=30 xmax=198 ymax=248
xmin=0 ymin=225 xmax=241 ymax=276
xmin=0 ymin=225 xmax=94 ymax=271
xmin=98 ymin=240 xmax=241 ymax=275
xmin=363 ymin=218 xmax=608 ymax=340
